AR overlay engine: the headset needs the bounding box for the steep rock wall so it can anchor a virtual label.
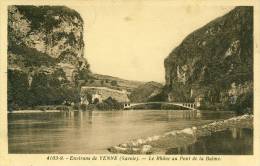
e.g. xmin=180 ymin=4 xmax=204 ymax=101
xmin=8 ymin=5 xmax=89 ymax=82
xmin=7 ymin=6 xmax=90 ymax=109
xmin=163 ymin=7 xmax=253 ymax=112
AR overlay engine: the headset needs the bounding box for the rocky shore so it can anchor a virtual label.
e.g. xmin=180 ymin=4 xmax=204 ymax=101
xmin=108 ymin=114 xmax=253 ymax=154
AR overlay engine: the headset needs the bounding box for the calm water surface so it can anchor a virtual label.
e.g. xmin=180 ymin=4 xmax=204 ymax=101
xmin=8 ymin=110 xmax=251 ymax=154
xmin=166 ymin=128 xmax=253 ymax=155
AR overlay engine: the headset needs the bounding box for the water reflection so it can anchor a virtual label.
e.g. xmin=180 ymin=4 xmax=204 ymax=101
xmin=166 ymin=128 xmax=253 ymax=155
xmin=8 ymin=110 xmax=240 ymax=154
xmin=182 ymin=110 xmax=201 ymax=119
xmin=88 ymin=110 xmax=93 ymax=124
xmin=166 ymin=110 xmax=202 ymax=120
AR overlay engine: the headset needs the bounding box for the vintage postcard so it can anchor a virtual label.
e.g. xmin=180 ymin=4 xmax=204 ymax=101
xmin=0 ymin=0 xmax=259 ymax=166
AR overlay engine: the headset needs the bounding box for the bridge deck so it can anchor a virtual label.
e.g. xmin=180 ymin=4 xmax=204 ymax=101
xmin=124 ymin=102 xmax=198 ymax=110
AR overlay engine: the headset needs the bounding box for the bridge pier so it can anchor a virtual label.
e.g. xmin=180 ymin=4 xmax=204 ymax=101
xmin=123 ymin=103 xmax=131 ymax=109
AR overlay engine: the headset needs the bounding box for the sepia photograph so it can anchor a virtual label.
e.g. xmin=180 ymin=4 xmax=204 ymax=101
xmin=0 ymin=0 xmax=259 ymax=165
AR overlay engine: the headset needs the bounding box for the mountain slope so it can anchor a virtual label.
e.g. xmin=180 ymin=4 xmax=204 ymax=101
xmin=129 ymin=81 xmax=163 ymax=102
xmin=82 ymin=73 xmax=144 ymax=92
xmin=8 ymin=5 xmax=90 ymax=109
xmin=8 ymin=5 xmax=89 ymax=82
xmin=163 ymin=7 xmax=253 ymax=113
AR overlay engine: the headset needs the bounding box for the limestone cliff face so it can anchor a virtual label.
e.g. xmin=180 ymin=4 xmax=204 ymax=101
xmin=163 ymin=7 xmax=253 ymax=110
xmin=8 ymin=5 xmax=89 ymax=82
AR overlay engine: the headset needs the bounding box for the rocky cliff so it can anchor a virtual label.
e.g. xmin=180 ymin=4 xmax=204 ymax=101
xmin=163 ymin=7 xmax=253 ymax=113
xmin=8 ymin=6 xmax=90 ymax=109
xmin=8 ymin=5 xmax=89 ymax=82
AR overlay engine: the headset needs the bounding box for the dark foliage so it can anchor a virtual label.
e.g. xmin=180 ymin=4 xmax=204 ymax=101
xmin=15 ymin=5 xmax=83 ymax=31
xmin=78 ymin=68 xmax=91 ymax=80
xmin=8 ymin=69 xmax=80 ymax=111
xmin=227 ymin=91 xmax=253 ymax=114
xmin=111 ymin=80 xmax=118 ymax=86
xmin=8 ymin=70 xmax=29 ymax=110
xmin=95 ymin=97 xmax=123 ymax=110
xmin=8 ymin=43 xmax=56 ymax=67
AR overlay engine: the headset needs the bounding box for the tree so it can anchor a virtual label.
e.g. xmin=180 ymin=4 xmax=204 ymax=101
xmin=86 ymin=93 xmax=92 ymax=104
xmin=111 ymin=80 xmax=118 ymax=86
xmin=79 ymin=68 xmax=91 ymax=80
xmin=93 ymin=98 xmax=100 ymax=104
xmin=8 ymin=70 xmax=29 ymax=110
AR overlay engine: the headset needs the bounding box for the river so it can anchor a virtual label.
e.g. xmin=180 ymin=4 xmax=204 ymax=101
xmin=8 ymin=110 xmax=252 ymax=154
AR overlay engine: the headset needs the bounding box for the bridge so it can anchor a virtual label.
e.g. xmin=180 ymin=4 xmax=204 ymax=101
xmin=123 ymin=102 xmax=198 ymax=110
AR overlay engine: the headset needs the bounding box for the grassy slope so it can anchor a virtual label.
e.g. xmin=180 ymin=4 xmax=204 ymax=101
xmin=81 ymin=73 xmax=145 ymax=92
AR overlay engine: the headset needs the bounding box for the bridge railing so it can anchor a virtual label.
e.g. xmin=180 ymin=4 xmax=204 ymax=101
xmin=123 ymin=102 xmax=198 ymax=110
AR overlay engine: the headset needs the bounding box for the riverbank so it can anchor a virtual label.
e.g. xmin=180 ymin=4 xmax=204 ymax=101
xmin=108 ymin=114 xmax=253 ymax=154
xmin=8 ymin=109 xmax=235 ymax=114
xmin=8 ymin=110 xmax=63 ymax=113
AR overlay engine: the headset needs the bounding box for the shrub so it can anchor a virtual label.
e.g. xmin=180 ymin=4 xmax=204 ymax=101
xmin=111 ymin=80 xmax=118 ymax=86
xmin=227 ymin=91 xmax=253 ymax=115
xmin=95 ymin=97 xmax=123 ymax=110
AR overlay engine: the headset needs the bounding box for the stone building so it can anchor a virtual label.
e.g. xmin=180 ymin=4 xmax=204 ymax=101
xmin=80 ymin=86 xmax=130 ymax=104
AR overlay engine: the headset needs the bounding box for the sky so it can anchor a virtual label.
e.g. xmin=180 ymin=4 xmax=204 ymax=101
xmin=72 ymin=2 xmax=234 ymax=82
